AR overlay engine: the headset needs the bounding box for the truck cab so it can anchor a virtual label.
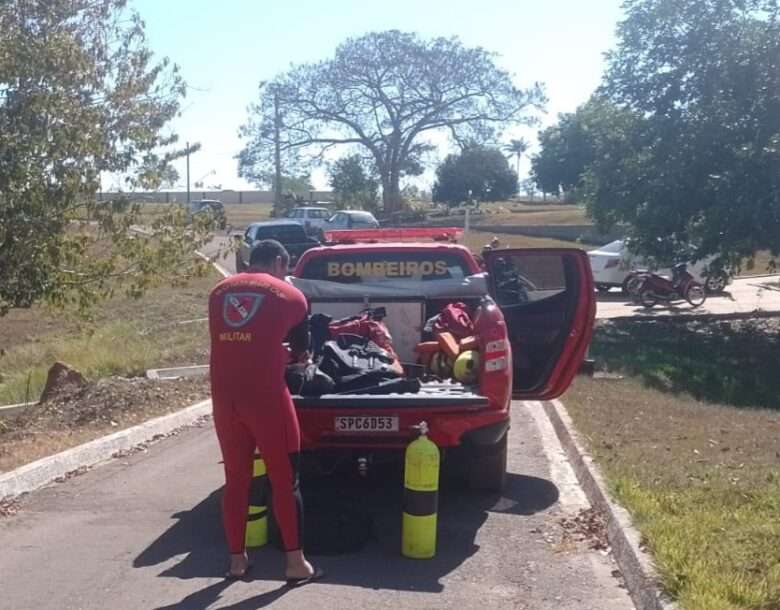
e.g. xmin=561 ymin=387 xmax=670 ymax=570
xmin=288 ymin=229 xmax=595 ymax=490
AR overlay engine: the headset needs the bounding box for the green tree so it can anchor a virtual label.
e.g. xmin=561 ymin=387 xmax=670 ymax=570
xmin=239 ymin=31 xmax=544 ymax=214
xmin=0 ymin=0 xmax=214 ymax=315
xmin=530 ymin=97 xmax=633 ymax=199
xmin=432 ymin=146 xmax=518 ymax=206
xmin=329 ymin=155 xmax=379 ymax=210
xmin=589 ymin=0 xmax=780 ymax=268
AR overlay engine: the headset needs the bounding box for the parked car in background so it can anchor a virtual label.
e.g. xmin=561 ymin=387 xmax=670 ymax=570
xmin=287 ymin=206 xmax=331 ymax=235
xmin=235 ymin=220 xmax=319 ymax=272
xmin=317 ymin=210 xmax=380 ymax=239
xmin=187 ymin=199 xmax=226 ymax=229
xmin=588 ymin=239 xmax=731 ymax=293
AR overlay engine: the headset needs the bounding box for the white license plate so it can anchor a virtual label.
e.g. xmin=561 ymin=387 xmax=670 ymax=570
xmin=334 ymin=415 xmax=399 ymax=433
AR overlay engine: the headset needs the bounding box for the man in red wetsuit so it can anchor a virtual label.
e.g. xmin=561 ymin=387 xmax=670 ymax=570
xmin=209 ymin=239 xmax=322 ymax=585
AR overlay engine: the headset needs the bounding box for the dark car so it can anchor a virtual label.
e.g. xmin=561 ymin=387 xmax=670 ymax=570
xmin=187 ymin=199 xmax=226 ymax=229
xmin=235 ymin=220 xmax=320 ymax=272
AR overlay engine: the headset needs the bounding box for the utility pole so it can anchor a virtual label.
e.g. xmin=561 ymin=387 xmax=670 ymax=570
xmin=273 ymin=89 xmax=282 ymax=215
xmin=186 ymin=140 xmax=191 ymax=204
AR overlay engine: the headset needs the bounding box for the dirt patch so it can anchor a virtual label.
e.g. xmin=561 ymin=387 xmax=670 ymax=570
xmin=0 ymin=375 xmax=211 ymax=473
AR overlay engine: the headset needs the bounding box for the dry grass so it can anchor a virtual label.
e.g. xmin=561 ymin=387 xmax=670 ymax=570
xmin=562 ymin=319 xmax=780 ymax=609
xmin=477 ymin=204 xmax=589 ymax=226
xmin=0 ymin=272 xmax=218 ymax=405
xmin=425 ymin=201 xmax=590 ymax=227
xmin=459 ymin=229 xmax=584 ymax=253
xmin=222 ymin=202 xmax=273 ymax=227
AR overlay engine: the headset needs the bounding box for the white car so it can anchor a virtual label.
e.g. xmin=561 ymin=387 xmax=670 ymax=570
xmin=588 ymin=239 xmax=730 ymax=293
xmin=287 ymin=206 xmax=331 ymax=235
xmin=319 ymin=210 xmax=380 ymax=235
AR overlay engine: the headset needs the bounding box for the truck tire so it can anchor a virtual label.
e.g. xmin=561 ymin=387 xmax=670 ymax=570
xmin=465 ymin=433 xmax=507 ymax=492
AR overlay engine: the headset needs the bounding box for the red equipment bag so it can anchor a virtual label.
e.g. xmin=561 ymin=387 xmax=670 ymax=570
xmin=433 ymin=302 xmax=474 ymax=339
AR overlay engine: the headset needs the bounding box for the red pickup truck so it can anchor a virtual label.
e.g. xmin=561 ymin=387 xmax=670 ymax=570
xmin=288 ymin=235 xmax=595 ymax=491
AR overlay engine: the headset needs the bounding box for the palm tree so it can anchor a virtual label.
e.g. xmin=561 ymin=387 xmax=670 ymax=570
xmin=503 ymin=138 xmax=529 ymax=177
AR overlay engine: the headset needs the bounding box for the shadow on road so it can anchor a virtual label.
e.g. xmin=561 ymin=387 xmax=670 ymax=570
xmin=135 ymin=464 xmax=559 ymax=609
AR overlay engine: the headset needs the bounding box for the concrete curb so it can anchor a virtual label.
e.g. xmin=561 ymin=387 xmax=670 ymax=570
xmin=0 ymin=399 xmax=212 ymax=502
xmin=146 ymin=364 xmax=209 ymax=380
xmin=543 ymin=399 xmax=677 ymax=610
xmin=0 ymin=402 xmax=36 ymax=419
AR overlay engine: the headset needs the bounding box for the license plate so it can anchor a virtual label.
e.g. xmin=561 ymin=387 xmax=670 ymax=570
xmin=334 ymin=415 xmax=399 ymax=433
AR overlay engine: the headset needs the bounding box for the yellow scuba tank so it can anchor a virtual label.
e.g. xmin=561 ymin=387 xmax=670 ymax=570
xmin=245 ymin=452 xmax=268 ymax=548
xmin=402 ymin=421 xmax=440 ymax=559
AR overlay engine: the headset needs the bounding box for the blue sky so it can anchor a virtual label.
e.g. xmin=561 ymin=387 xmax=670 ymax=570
xmin=129 ymin=0 xmax=624 ymax=191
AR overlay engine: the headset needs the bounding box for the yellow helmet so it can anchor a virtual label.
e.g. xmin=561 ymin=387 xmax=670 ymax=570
xmin=453 ymin=350 xmax=481 ymax=384
xmin=429 ymin=351 xmax=454 ymax=378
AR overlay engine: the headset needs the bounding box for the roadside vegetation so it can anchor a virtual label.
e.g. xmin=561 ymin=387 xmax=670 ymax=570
xmin=0 ymin=271 xmax=217 ymax=406
xmin=565 ymin=318 xmax=780 ymax=610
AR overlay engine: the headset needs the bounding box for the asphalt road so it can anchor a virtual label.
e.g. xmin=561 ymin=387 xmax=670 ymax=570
xmin=0 ymin=404 xmax=631 ymax=610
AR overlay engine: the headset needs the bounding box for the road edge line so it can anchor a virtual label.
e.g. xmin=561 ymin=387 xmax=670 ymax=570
xmin=0 ymin=399 xmax=212 ymax=502
xmin=195 ymin=250 xmax=231 ymax=278
xmin=543 ymin=399 xmax=677 ymax=610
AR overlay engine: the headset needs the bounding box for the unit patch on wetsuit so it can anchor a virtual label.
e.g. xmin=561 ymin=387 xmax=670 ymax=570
xmin=222 ymin=292 xmax=265 ymax=328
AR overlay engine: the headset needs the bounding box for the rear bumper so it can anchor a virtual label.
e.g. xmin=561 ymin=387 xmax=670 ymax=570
xmin=297 ymin=404 xmax=509 ymax=451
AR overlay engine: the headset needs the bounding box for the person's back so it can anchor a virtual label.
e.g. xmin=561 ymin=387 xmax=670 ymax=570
xmin=209 ymin=271 xmax=306 ymax=393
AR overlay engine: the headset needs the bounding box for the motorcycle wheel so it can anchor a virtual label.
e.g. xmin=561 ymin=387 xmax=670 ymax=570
xmin=685 ymin=283 xmax=707 ymax=307
xmin=705 ymin=275 xmax=727 ymax=293
xmin=625 ymin=275 xmax=645 ymax=298
xmin=639 ymin=289 xmax=657 ymax=308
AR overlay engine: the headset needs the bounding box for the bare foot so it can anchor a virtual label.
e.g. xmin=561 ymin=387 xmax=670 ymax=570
xmin=284 ymin=551 xmax=315 ymax=580
xmin=227 ymin=552 xmax=250 ymax=578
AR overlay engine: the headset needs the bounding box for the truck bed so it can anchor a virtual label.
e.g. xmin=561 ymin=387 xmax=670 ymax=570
xmin=293 ymin=381 xmax=489 ymax=409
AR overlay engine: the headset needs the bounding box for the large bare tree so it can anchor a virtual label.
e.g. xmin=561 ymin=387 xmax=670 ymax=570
xmin=238 ymin=31 xmax=545 ymax=213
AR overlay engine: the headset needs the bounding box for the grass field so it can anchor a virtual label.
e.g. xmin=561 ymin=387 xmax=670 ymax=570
xmin=0 ymin=272 xmax=218 ymax=405
xmin=474 ymin=203 xmax=589 ymax=226
xmin=459 ymin=229 xmax=584 ymax=253
xmin=564 ymin=318 xmax=780 ymax=609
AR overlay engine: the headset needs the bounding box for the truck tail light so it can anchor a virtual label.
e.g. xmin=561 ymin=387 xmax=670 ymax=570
xmin=484 ymin=356 xmax=508 ymax=372
xmin=485 ymin=339 xmax=508 ymax=353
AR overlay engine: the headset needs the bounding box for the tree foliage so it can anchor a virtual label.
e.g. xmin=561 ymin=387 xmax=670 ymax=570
xmin=531 ymin=97 xmax=637 ymax=198
xmin=238 ymin=30 xmax=544 ymax=213
xmin=329 ymin=155 xmax=379 ymax=210
xmin=433 ymin=146 xmax=518 ymax=206
xmin=0 ymin=0 xmax=215 ymax=315
xmin=588 ymin=0 xmax=780 ymax=268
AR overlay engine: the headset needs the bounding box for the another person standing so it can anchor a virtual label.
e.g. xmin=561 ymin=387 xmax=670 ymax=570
xmin=208 ymin=239 xmax=323 ymax=586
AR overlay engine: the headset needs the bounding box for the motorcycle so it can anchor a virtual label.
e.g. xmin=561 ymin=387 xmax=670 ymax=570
xmin=622 ymin=269 xmax=652 ymax=298
xmin=636 ymin=263 xmax=707 ymax=308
